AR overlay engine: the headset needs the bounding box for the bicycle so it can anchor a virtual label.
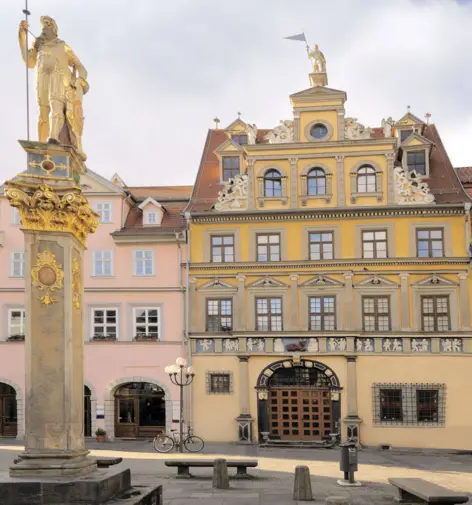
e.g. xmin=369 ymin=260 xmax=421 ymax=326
xmin=153 ymin=425 xmax=204 ymax=453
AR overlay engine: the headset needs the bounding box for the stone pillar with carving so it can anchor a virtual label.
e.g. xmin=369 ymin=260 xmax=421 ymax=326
xmin=399 ymin=273 xmax=411 ymax=330
xmin=5 ymin=141 xmax=99 ymax=477
xmin=236 ymin=357 xmax=253 ymax=442
xmin=458 ymin=272 xmax=470 ymax=329
xmin=344 ymin=357 xmax=361 ymax=443
xmin=289 ymin=157 xmax=298 ymax=209
xmin=336 ymin=155 xmax=346 ymax=207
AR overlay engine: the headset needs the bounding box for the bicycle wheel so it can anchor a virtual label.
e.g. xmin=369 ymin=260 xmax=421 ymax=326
xmin=153 ymin=435 xmax=175 ymax=453
xmin=184 ymin=435 xmax=204 ymax=453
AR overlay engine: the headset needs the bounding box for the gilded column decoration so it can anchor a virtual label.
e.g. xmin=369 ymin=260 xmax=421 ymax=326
xmin=4 ymin=183 xmax=99 ymax=245
xmin=335 ymin=155 xmax=345 ymax=206
xmin=31 ymin=251 xmax=64 ymax=306
xmin=72 ymin=257 xmax=81 ymax=309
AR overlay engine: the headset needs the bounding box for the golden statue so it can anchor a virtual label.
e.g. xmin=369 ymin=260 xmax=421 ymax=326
xmin=19 ymin=16 xmax=89 ymax=159
xmin=307 ymin=44 xmax=326 ymax=73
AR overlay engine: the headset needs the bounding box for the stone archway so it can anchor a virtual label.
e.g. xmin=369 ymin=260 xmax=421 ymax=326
xmin=104 ymin=377 xmax=172 ymax=441
xmin=0 ymin=379 xmax=24 ymax=440
xmin=256 ymin=359 xmax=342 ymax=442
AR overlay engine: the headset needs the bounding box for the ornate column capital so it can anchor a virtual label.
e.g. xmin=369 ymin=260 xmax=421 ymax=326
xmin=246 ymin=157 xmax=256 ymax=168
xmin=346 ymin=356 xmax=357 ymax=363
xmin=458 ymin=272 xmax=468 ymax=281
xmin=289 ymin=157 xmax=298 ymax=165
xmin=289 ymin=274 xmax=299 ymax=282
xmin=238 ymin=356 xmax=249 ymax=363
xmin=385 ymin=151 xmax=395 ymax=160
xmin=335 ymin=154 xmax=345 ymax=162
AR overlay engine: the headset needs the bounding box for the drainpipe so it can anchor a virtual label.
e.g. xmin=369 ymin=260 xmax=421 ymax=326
xmin=121 ymin=193 xmax=132 ymax=228
xmin=183 ymin=211 xmax=192 ymax=429
xmin=465 ymin=203 xmax=471 ymax=260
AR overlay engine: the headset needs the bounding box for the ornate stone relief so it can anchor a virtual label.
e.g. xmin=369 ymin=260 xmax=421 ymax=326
xmin=344 ymin=118 xmax=373 ymax=140
xmin=245 ymin=123 xmax=258 ymax=145
xmin=355 ymin=338 xmax=374 ymax=352
xmin=264 ymin=120 xmax=294 ymax=143
xmin=214 ymin=174 xmax=248 ymax=212
xmin=411 ymin=338 xmax=431 ymax=352
xmin=440 ymin=338 xmax=462 ymax=353
xmin=273 ymin=338 xmax=318 ymax=353
xmin=382 ymin=338 xmax=403 ymax=352
xmin=381 ymin=117 xmax=395 ymax=137
xmin=72 ymin=257 xmax=81 ymax=310
xmin=327 ymin=337 xmax=347 ymax=352
xmin=196 ymin=338 xmax=215 ymax=352
xmin=393 ymin=166 xmax=435 ymax=205
xmin=31 ymin=250 xmax=64 ymax=306
xmin=246 ymin=338 xmax=265 ymax=352
xmin=223 ymin=338 xmax=239 ymax=352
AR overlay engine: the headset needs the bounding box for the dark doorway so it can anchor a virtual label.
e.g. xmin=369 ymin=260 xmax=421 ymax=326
xmin=84 ymin=385 xmax=92 ymax=437
xmin=0 ymin=383 xmax=17 ymax=437
xmin=114 ymin=382 xmax=165 ymax=438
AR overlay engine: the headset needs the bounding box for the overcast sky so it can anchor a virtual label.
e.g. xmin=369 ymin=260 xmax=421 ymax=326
xmin=1 ymin=0 xmax=471 ymax=187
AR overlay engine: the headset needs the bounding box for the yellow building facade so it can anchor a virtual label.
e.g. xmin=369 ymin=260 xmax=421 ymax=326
xmin=186 ymin=59 xmax=472 ymax=450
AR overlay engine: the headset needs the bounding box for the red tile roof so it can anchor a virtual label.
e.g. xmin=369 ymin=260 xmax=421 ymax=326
xmin=455 ymin=167 xmax=472 ymax=184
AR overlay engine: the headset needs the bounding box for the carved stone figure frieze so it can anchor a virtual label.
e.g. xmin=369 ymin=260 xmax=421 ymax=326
xmin=223 ymin=339 xmax=239 ymax=352
xmin=383 ymin=338 xmax=403 ymax=352
xmin=247 ymin=338 xmax=265 ymax=352
xmin=412 ymin=338 xmax=430 ymax=352
xmin=197 ymin=338 xmax=214 ymax=352
xmin=19 ymin=17 xmax=89 ymax=159
xmin=307 ymin=338 xmax=319 ymax=353
xmin=245 ymin=123 xmax=258 ymax=145
xmin=274 ymin=338 xmax=284 ymax=352
xmin=440 ymin=338 xmax=462 ymax=353
xmin=344 ymin=118 xmax=373 ymax=140
xmin=328 ymin=338 xmax=347 ymax=352
xmin=394 ymin=166 xmax=435 ymax=204
xmin=381 ymin=117 xmax=395 ymax=137
xmin=265 ymin=120 xmax=294 ymax=144
xmin=214 ymin=174 xmax=248 ymax=211
xmin=356 ymin=338 xmax=374 ymax=352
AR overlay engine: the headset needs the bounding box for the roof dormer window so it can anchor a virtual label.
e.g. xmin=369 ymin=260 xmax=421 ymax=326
xmin=406 ymin=151 xmax=426 ymax=175
xmin=400 ymin=129 xmax=413 ymax=143
xmin=144 ymin=211 xmax=158 ymax=225
xmin=232 ymin=134 xmax=248 ymax=145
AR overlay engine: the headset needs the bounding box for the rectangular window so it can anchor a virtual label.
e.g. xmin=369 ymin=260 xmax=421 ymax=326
xmin=206 ymin=299 xmax=233 ymax=332
xmin=309 ymin=232 xmax=334 ymax=260
xmin=222 ymin=156 xmax=240 ymax=181
xmin=309 ymin=296 xmax=336 ymax=330
xmin=380 ymin=389 xmax=403 ymax=422
xmin=92 ymin=250 xmax=113 ymax=276
xmin=211 ymin=235 xmax=234 ymax=263
xmin=8 ymin=309 xmax=26 ymax=339
xmin=257 ymin=234 xmax=281 ymax=262
xmin=209 ymin=373 xmax=231 ymax=394
xmin=231 ymin=134 xmax=248 ymax=145
xmin=407 ymin=151 xmax=426 ymax=175
xmin=400 ymin=129 xmax=413 ymax=143
xmin=10 ymin=252 xmax=25 ymax=277
xmin=144 ymin=211 xmax=158 ymax=225
xmin=91 ymin=308 xmax=117 ymax=339
xmin=256 ymin=297 xmax=282 ymax=331
xmin=416 ymin=389 xmax=439 ymax=422
xmin=363 ymin=296 xmax=390 ymax=331
xmin=94 ymin=202 xmax=112 ymax=223
xmin=416 ymin=229 xmax=443 ymax=258
xmin=11 ymin=208 xmax=21 ymax=225
xmin=421 ymin=295 xmax=450 ymax=332
xmin=133 ymin=308 xmax=159 ymax=340
xmin=134 ymin=250 xmax=154 ymax=276
xmin=362 ymin=230 xmax=387 ymax=259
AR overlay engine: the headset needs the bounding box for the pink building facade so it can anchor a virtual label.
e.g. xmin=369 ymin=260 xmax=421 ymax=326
xmin=0 ymin=170 xmax=191 ymax=440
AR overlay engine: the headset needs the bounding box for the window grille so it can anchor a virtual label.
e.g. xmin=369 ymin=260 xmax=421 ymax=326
xmin=372 ymin=383 xmax=445 ymax=426
xmin=207 ymin=372 xmax=232 ymax=394
xmin=269 ymin=367 xmax=332 ymax=388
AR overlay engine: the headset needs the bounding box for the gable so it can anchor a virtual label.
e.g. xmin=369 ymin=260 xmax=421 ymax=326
xmin=301 ymin=274 xmax=343 ymax=287
xmin=414 ymin=274 xmax=458 ymax=287
xmin=247 ymin=277 xmax=288 ymax=289
xmin=110 ymin=172 xmax=126 ymax=188
xmin=401 ymin=132 xmax=434 ymax=149
xmin=396 ymin=112 xmax=425 ymax=126
xmin=224 ymin=118 xmax=247 ymax=132
xmin=214 ymin=138 xmax=245 ymax=154
xmin=355 ymin=275 xmax=398 ymax=287
xmin=290 ymin=85 xmax=347 ymax=102
xmin=198 ymin=278 xmax=238 ymax=291
xmin=80 ymin=169 xmax=124 ymax=195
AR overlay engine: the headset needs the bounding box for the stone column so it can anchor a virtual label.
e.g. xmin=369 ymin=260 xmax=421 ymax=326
xmin=189 ymin=277 xmax=198 ymax=331
xmin=236 ymin=357 xmax=253 ymax=442
xmin=458 ymin=272 xmax=470 ymax=329
xmin=385 ymin=152 xmax=395 ymax=204
xmin=237 ymin=275 xmax=246 ymax=330
xmin=247 ymin=157 xmax=256 ymax=210
xmin=289 ymin=157 xmax=298 ymax=209
xmin=337 ymin=110 xmax=345 ymax=141
xmin=344 ymin=356 xmax=361 ymax=442
xmin=399 ymin=273 xmax=411 ymax=330
xmin=293 ymin=110 xmax=300 ymax=141
xmin=336 ymin=155 xmax=346 ymax=207
xmin=290 ymin=275 xmax=299 ymax=330
xmin=343 ymin=271 xmax=354 ymax=330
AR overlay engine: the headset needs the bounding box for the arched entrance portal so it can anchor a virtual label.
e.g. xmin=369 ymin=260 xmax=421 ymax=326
xmin=256 ymin=360 xmax=341 ymax=442
xmin=114 ymin=382 xmax=166 ymax=438
xmin=84 ymin=386 xmax=92 ymax=437
xmin=0 ymin=383 xmax=17 ymax=437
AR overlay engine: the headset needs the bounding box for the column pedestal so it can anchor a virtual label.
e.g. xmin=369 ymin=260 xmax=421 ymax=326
xmin=343 ymin=357 xmax=362 ymax=443
xmin=236 ymin=357 xmax=253 ymax=442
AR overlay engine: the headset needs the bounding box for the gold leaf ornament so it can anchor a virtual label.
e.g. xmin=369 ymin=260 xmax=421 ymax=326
xmin=31 ymin=250 xmax=64 ymax=306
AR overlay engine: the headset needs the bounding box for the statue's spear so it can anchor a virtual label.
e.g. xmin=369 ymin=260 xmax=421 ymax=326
xmin=22 ymin=0 xmax=31 ymax=140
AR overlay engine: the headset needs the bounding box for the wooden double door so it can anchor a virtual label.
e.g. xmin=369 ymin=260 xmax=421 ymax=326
xmin=269 ymin=388 xmax=332 ymax=441
xmin=0 ymin=387 xmax=17 ymax=437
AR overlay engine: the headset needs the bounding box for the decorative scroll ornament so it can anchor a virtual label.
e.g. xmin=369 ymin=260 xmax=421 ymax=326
xmin=265 ymin=120 xmax=294 ymax=143
xmin=4 ymin=183 xmax=99 ymax=244
xmin=344 ymin=117 xmax=373 ymax=140
xmin=31 ymin=250 xmax=64 ymax=306
xmin=394 ymin=166 xmax=435 ymax=204
xmin=72 ymin=257 xmax=82 ymax=309
xmin=214 ymin=174 xmax=248 ymax=211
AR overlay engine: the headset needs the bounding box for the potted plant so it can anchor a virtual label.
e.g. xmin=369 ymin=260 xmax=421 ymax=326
xmin=134 ymin=333 xmax=157 ymax=342
xmin=95 ymin=428 xmax=106 ymax=442
xmin=91 ymin=334 xmax=117 ymax=342
xmin=7 ymin=334 xmax=25 ymax=342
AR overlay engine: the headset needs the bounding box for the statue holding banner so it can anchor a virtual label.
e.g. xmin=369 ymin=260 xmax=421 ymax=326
xmin=18 ymin=16 xmax=89 ymax=159
xmin=307 ymin=44 xmax=326 ymax=73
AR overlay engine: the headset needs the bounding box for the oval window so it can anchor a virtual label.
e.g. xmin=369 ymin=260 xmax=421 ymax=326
xmin=310 ymin=123 xmax=328 ymax=139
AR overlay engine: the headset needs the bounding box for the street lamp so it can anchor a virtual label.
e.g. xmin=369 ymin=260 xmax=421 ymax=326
xmin=165 ymin=357 xmax=195 ymax=453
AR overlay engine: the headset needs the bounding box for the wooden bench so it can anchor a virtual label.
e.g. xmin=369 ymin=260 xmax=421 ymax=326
xmin=389 ymin=478 xmax=469 ymax=504
xmin=165 ymin=459 xmax=258 ymax=479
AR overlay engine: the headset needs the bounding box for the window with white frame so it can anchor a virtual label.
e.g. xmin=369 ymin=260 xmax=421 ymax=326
xmin=94 ymin=202 xmax=112 ymax=223
xmin=8 ymin=309 xmax=26 ymax=339
xmin=134 ymin=250 xmax=154 ymax=276
xmin=356 ymin=165 xmax=377 ymax=193
xmin=133 ymin=307 xmax=160 ymax=340
xmin=11 ymin=208 xmax=21 ymax=225
xmin=10 ymin=252 xmax=25 ymax=277
xmin=144 ymin=211 xmax=158 ymax=225
xmin=91 ymin=308 xmax=118 ymax=339
xmin=92 ymin=250 xmax=113 ymax=276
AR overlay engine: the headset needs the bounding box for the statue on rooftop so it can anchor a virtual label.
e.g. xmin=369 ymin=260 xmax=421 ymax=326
xmin=307 ymin=44 xmax=326 ymax=73
xmin=19 ymin=16 xmax=89 ymax=159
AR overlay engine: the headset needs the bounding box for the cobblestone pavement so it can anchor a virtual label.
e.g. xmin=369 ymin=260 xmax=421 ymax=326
xmin=0 ymin=440 xmax=471 ymax=504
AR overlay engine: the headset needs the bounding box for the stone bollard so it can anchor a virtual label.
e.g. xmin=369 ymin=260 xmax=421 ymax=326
xmin=325 ymin=497 xmax=350 ymax=505
xmin=212 ymin=458 xmax=230 ymax=490
xmin=293 ymin=465 xmax=313 ymax=501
